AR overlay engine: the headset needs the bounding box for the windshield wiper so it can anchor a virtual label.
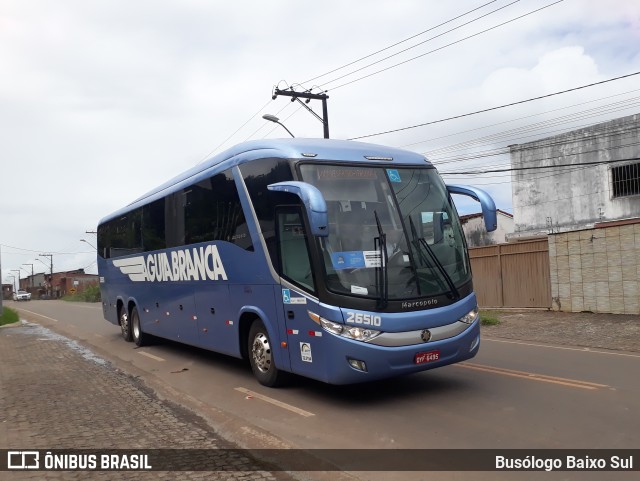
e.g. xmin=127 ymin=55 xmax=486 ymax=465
xmin=408 ymin=217 xmax=460 ymax=300
xmin=373 ymin=210 xmax=389 ymax=310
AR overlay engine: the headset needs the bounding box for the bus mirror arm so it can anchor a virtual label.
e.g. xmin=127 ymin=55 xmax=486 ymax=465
xmin=446 ymin=184 xmax=497 ymax=232
xmin=267 ymin=181 xmax=329 ymax=237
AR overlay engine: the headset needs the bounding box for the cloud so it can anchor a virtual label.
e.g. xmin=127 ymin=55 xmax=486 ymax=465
xmin=1 ymin=0 xmax=639 ymax=281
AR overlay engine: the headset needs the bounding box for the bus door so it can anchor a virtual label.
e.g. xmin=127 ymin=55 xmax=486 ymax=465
xmin=275 ymin=207 xmax=324 ymax=378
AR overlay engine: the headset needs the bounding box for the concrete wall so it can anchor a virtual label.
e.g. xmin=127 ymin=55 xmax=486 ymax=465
xmin=548 ymin=221 xmax=640 ymax=314
xmin=510 ymin=114 xmax=640 ymax=238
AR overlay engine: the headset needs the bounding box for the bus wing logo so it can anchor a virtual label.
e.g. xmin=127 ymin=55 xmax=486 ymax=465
xmin=113 ymin=257 xmax=147 ymax=282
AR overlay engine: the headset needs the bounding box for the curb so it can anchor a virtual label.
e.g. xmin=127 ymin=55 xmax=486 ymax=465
xmin=0 ymin=319 xmax=24 ymax=329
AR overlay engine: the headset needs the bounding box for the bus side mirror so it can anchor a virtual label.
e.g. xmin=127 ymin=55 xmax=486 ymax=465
xmin=446 ymin=184 xmax=497 ymax=232
xmin=267 ymin=181 xmax=329 ymax=237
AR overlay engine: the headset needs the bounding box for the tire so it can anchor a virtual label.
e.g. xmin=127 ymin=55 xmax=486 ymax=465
xmin=248 ymin=320 xmax=286 ymax=387
xmin=119 ymin=305 xmax=133 ymax=342
xmin=131 ymin=306 xmax=150 ymax=347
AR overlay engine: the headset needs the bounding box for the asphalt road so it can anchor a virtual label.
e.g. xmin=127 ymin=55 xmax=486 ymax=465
xmin=8 ymin=300 xmax=640 ymax=480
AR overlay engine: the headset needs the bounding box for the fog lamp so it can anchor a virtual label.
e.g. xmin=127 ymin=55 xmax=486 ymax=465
xmin=348 ymin=358 xmax=368 ymax=372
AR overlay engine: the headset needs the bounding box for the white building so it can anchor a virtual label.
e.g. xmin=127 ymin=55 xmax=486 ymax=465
xmin=460 ymin=210 xmax=514 ymax=247
xmin=508 ymin=113 xmax=640 ymax=239
xmin=508 ymin=114 xmax=640 ymax=314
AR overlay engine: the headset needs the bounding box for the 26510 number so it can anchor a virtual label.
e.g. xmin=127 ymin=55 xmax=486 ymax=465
xmin=346 ymin=312 xmax=382 ymax=327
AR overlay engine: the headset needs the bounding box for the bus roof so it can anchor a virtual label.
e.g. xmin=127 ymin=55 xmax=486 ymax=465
xmin=99 ymin=138 xmax=432 ymax=224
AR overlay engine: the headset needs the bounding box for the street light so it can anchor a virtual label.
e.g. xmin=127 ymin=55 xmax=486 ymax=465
xmin=262 ymin=114 xmax=295 ymax=138
xmin=80 ymin=239 xmax=97 ymax=250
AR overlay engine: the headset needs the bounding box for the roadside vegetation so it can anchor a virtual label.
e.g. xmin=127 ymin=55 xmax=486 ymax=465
xmin=480 ymin=310 xmax=501 ymax=326
xmin=61 ymin=284 xmax=101 ymax=303
xmin=0 ymin=307 xmax=19 ymax=326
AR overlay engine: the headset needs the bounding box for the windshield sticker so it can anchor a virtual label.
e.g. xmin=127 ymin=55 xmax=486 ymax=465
xmin=363 ymin=251 xmax=382 ymax=268
xmin=331 ymin=251 xmax=365 ymax=270
xmin=300 ymin=342 xmax=313 ymax=362
xmin=351 ymin=285 xmax=369 ymax=295
xmin=386 ymin=169 xmax=401 ymax=183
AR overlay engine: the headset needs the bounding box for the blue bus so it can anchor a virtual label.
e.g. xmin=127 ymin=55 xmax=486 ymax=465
xmin=97 ymin=138 xmax=496 ymax=386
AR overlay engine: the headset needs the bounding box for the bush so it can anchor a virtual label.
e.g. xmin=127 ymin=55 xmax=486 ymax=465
xmin=62 ymin=284 xmax=101 ymax=303
xmin=0 ymin=307 xmax=19 ymax=326
xmin=480 ymin=310 xmax=501 ymax=326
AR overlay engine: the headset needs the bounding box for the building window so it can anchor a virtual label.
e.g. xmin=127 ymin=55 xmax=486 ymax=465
xmin=612 ymin=162 xmax=640 ymax=198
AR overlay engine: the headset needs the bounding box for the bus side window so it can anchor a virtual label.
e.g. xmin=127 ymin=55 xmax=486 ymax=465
xmin=277 ymin=209 xmax=315 ymax=293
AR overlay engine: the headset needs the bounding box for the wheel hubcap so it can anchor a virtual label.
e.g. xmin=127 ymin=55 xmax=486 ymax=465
xmin=251 ymin=333 xmax=272 ymax=373
xmin=120 ymin=311 xmax=128 ymax=334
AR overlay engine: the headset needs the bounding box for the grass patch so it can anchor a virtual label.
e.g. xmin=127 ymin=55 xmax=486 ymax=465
xmin=0 ymin=307 xmax=20 ymax=326
xmin=61 ymin=284 xmax=101 ymax=303
xmin=480 ymin=310 xmax=501 ymax=326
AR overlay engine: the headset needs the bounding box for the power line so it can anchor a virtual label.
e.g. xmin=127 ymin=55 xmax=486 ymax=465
xmin=401 ymin=88 xmax=640 ymax=149
xmin=348 ymin=71 xmax=640 ymax=140
xmin=302 ymin=0 xmax=500 ymax=85
xmin=0 ymin=244 xmax=92 ymax=256
xmin=332 ymin=0 xmax=564 ymax=92
xmin=424 ymin=97 xmax=640 ymax=158
xmin=430 ymin=118 xmax=640 ymax=166
xmin=441 ymin=156 xmax=640 ymax=175
xmin=318 ymin=0 xmax=521 ymax=88
xmin=197 ymin=98 xmax=274 ymax=164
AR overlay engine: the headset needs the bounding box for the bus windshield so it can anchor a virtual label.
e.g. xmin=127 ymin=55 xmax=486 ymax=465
xmin=298 ymin=164 xmax=470 ymax=301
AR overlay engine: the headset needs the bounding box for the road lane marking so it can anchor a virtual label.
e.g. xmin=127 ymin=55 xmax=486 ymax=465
xmin=137 ymin=351 xmax=165 ymax=362
xmin=456 ymin=363 xmax=609 ymax=390
xmin=235 ymin=387 xmax=315 ymax=417
xmin=483 ymin=337 xmax=640 ymax=359
xmin=13 ymin=308 xmax=59 ymax=322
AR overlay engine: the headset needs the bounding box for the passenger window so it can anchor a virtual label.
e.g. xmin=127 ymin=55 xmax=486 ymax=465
xmin=277 ymin=209 xmax=315 ymax=292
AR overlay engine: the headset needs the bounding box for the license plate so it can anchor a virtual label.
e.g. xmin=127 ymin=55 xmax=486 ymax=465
xmin=414 ymin=350 xmax=440 ymax=364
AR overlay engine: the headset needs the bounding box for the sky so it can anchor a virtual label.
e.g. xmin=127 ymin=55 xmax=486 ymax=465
xmin=1 ymin=0 xmax=639 ymax=284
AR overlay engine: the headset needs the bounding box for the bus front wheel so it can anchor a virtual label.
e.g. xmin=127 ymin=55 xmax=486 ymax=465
xmin=248 ymin=320 xmax=286 ymax=387
xmin=120 ymin=305 xmax=132 ymax=342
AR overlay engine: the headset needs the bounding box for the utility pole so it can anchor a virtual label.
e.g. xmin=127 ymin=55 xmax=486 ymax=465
xmin=272 ymin=87 xmax=330 ymax=139
xmin=40 ymin=254 xmax=53 ymax=298
xmin=22 ymin=263 xmax=34 ymax=290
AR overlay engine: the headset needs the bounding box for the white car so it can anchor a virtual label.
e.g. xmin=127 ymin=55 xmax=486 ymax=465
xmin=13 ymin=290 xmax=31 ymax=301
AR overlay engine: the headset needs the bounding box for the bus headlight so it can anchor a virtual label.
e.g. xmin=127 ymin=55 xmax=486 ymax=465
xmin=308 ymin=311 xmax=382 ymax=342
xmin=460 ymin=307 xmax=479 ymax=324
xmin=343 ymin=326 xmax=381 ymax=342
xmin=319 ymin=318 xmax=344 ymax=335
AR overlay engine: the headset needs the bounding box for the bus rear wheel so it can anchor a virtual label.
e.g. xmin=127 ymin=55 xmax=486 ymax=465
xmin=248 ymin=320 xmax=286 ymax=387
xmin=120 ymin=305 xmax=132 ymax=342
xmin=131 ymin=306 xmax=150 ymax=347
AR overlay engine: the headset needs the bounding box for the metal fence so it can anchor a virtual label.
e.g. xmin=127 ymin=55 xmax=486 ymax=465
xmin=469 ymin=239 xmax=551 ymax=308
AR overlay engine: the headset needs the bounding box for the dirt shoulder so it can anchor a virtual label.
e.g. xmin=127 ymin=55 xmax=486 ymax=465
xmin=480 ymin=309 xmax=640 ymax=353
